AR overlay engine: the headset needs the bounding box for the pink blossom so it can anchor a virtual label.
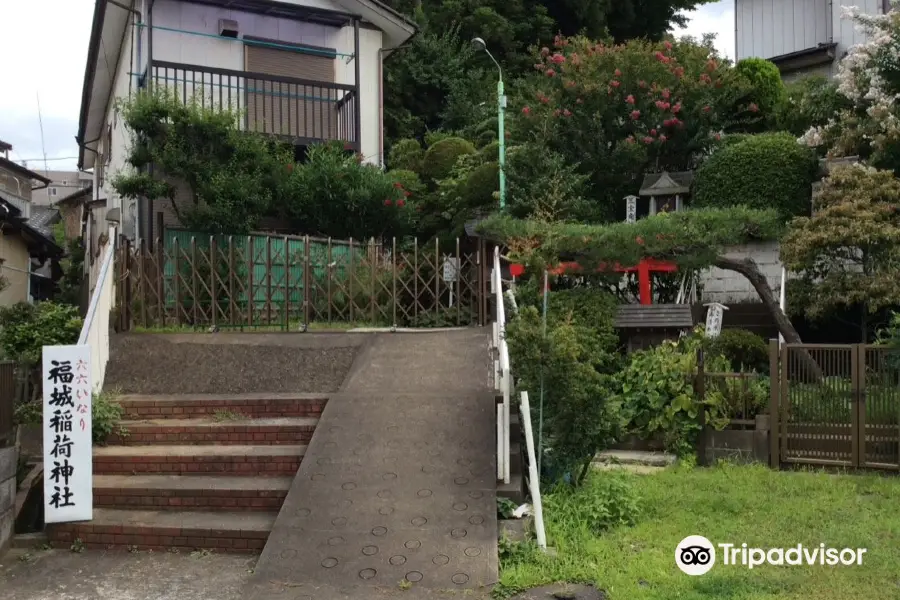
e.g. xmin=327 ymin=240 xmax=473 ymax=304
xmin=553 ymin=109 xmax=562 ymax=117
xmin=570 ymin=53 xmax=581 ymax=66
xmin=655 ymin=51 xmax=671 ymax=64
xmin=664 ymin=41 xmax=673 ymax=51
xmin=533 ymin=63 xmax=544 ymax=70
xmin=672 ymin=66 xmax=684 ymax=78
xmin=655 ymin=100 xmax=671 ymax=111
xmin=662 ymin=89 xmax=671 ymax=99
xmin=625 ymin=136 xmax=636 ymax=144
xmin=563 ymin=109 xmax=572 ymax=117
xmin=540 ymin=95 xmax=550 ymax=104
xmin=614 ymin=68 xmax=622 ymax=77
xmin=659 ymin=134 xmax=667 ymax=142
xmin=630 ymin=110 xmax=641 ymax=120
xmin=551 ymin=53 xmax=566 ymax=64
xmin=706 ymin=59 xmax=718 ymax=72
xmin=541 ymin=47 xmax=550 ymax=56
xmin=749 ymin=102 xmax=759 ymax=113
xmin=672 ymin=103 xmax=682 ymax=114
xmin=639 ymin=80 xmax=647 ymax=88
xmin=545 ymin=69 xmax=556 ymax=77
xmin=384 ymin=199 xmax=393 ymax=206
xmin=642 ymin=136 xmax=654 ymax=145
xmin=714 ymin=133 xmax=722 ymax=140
xmin=522 ymin=106 xmax=531 ymax=115
xmin=610 ymin=79 xmax=621 ymax=88
xmin=397 ymin=199 xmax=406 ymax=207
xmin=703 ymin=105 xmax=711 ymax=113
xmin=626 ymin=95 xmax=636 ymax=105
xmin=650 ymin=129 xmax=658 ymax=136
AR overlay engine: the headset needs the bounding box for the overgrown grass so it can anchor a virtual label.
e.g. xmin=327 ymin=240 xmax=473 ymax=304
xmin=498 ymin=463 xmax=900 ymax=599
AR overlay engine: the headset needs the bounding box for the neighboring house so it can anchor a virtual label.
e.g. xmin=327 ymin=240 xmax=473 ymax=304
xmin=30 ymin=170 xmax=92 ymax=206
xmin=56 ymin=186 xmax=92 ymax=242
xmin=0 ymin=200 xmax=63 ymax=306
xmin=76 ymin=0 xmax=417 ymax=245
xmin=0 ymin=138 xmax=51 ymax=220
xmin=735 ymin=0 xmax=891 ymax=79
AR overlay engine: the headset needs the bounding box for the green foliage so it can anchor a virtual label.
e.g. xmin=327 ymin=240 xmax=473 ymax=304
xmin=781 ymin=164 xmax=900 ymax=340
xmin=734 ymin=57 xmax=785 ymax=128
xmin=542 ymin=471 xmax=642 ymax=534
xmin=505 ymin=284 xmax=622 ymax=485
xmin=13 ymin=400 xmax=41 ymax=426
xmin=387 ymin=138 xmax=425 ymax=172
xmin=114 ymin=90 xmax=291 ymax=234
xmin=283 ymin=142 xmax=411 ymax=240
xmin=506 ymin=146 xmax=590 ymax=221
xmin=613 ymin=333 xmax=730 ymax=456
xmin=705 ymin=328 xmax=769 ymax=373
xmin=477 ymin=207 xmax=784 ymax=272
xmin=777 ymin=75 xmax=851 ymax=137
xmin=478 ymin=141 xmax=500 ymax=162
xmin=93 ymin=390 xmax=127 ymax=445
xmin=692 ymin=132 xmax=820 ymax=218
xmin=511 ymin=36 xmax=754 ymax=222
xmin=55 ymin=237 xmax=86 ymax=307
xmin=0 ymin=302 xmax=82 ymax=367
xmin=421 ymin=137 xmax=477 ymax=184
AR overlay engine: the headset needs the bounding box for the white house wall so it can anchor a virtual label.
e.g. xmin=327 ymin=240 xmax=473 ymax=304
xmin=833 ymin=0 xmax=879 ymax=60
xmin=736 ymin=0 xmax=832 ymax=61
xmin=151 ymin=0 xmax=382 ymax=163
xmin=99 ymin=7 xmax=140 ymax=242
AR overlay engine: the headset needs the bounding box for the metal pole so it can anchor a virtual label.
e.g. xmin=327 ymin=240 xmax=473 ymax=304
xmin=498 ymin=78 xmax=506 ymax=210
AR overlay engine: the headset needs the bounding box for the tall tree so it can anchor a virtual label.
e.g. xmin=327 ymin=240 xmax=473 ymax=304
xmin=781 ymin=164 xmax=900 ymax=342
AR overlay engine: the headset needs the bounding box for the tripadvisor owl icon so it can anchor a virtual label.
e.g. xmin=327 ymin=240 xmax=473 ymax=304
xmin=676 ymin=535 xmax=716 ymax=576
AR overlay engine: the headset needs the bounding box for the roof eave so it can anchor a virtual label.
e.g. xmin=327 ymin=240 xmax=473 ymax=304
xmin=77 ymin=0 xmax=109 ymax=170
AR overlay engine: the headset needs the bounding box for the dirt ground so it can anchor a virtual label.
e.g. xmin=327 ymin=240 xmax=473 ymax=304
xmin=104 ymin=333 xmax=364 ymax=394
xmin=0 ymin=547 xmax=255 ymax=600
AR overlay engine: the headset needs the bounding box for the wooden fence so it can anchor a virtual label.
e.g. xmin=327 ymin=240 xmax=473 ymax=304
xmin=0 ymin=361 xmax=17 ymax=448
xmin=116 ymin=232 xmax=488 ymax=331
xmin=697 ymin=341 xmax=900 ymax=471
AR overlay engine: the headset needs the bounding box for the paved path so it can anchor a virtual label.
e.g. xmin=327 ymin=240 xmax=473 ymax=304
xmin=246 ymin=330 xmax=497 ymax=600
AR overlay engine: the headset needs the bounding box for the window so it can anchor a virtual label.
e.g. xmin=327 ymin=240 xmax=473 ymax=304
xmin=49 ymin=187 xmax=57 ymax=196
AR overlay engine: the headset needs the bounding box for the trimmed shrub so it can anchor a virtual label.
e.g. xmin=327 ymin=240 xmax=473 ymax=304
xmin=479 ymin=141 xmax=500 ymax=162
xmin=706 ymin=328 xmax=769 ymax=373
xmin=693 ymin=132 xmax=820 ymax=218
xmin=387 ymin=168 xmax=426 ymax=200
xmin=387 ymin=138 xmax=424 ymax=173
xmin=421 ymin=137 xmax=476 ymax=183
xmin=461 ymin=161 xmax=499 ymax=207
xmin=736 ymin=58 xmax=785 ymax=117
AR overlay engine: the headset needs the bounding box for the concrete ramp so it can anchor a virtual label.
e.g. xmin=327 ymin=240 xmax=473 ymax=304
xmin=246 ymin=330 xmax=497 ymax=599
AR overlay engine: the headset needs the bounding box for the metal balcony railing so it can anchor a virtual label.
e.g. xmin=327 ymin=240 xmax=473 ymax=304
xmin=146 ymin=61 xmax=360 ymax=149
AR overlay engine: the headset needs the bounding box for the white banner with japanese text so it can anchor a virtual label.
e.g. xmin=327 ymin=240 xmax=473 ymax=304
xmin=42 ymin=344 xmax=93 ymax=524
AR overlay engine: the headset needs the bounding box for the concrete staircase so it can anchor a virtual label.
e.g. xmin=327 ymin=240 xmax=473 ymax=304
xmin=47 ymin=393 xmax=326 ymax=552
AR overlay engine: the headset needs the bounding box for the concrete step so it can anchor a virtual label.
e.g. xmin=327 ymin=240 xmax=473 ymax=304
xmin=497 ymin=472 xmax=525 ymax=504
xmin=93 ymin=475 xmax=292 ymax=511
xmin=119 ymin=393 xmax=328 ymax=420
xmin=93 ymin=444 xmax=306 ymax=476
xmin=46 ymin=508 xmax=275 ymax=552
xmin=594 ymin=450 xmax=676 ymax=468
xmin=107 ymin=417 xmax=318 ymax=445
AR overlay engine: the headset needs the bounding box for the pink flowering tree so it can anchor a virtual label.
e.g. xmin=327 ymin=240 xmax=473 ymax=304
xmin=510 ymin=35 xmax=755 ymax=222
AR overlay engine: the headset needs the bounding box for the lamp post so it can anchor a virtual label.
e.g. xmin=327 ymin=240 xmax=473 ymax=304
xmin=471 ymin=37 xmax=506 ymax=210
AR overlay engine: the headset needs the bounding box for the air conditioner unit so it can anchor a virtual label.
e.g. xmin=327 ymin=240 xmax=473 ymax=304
xmin=219 ymin=19 xmax=239 ymax=38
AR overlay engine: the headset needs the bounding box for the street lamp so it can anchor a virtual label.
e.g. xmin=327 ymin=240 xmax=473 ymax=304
xmin=471 ymin=37 xmax=506 ymax=210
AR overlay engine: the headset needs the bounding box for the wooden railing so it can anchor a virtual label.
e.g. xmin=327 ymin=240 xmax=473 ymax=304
xmin=147 ymin=61 xmax=360 ymax=149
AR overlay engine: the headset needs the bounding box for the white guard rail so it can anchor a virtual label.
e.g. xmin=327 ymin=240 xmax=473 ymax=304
xmin=492 ymin=247 xmax=511 ymax=484
xmin=78 ymin=235 xmax=116 ymax=394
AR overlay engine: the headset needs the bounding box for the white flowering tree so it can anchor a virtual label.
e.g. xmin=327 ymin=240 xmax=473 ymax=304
xmin=800 ymin=6 xmax=900 ymax=172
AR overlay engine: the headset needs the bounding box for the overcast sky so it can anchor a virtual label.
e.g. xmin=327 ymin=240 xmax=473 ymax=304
xmin=0 ymin=0 xmax=734 ymax=175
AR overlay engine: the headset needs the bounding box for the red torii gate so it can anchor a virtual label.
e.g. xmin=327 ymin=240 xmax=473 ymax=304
xmin=509 ymin=258 xmax=678 ymax=305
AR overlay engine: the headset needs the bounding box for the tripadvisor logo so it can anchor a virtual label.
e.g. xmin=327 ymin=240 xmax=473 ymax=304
xmin=675 ymin=536 xmax=867 ymax=575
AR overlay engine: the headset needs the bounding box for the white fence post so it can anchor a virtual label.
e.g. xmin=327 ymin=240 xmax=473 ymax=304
xmin=520 ymin=391 xmax=547 ymax=551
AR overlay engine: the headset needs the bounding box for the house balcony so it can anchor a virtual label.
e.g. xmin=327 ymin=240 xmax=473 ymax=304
xmin=145 ymin=60 xmax=360 ymax=152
